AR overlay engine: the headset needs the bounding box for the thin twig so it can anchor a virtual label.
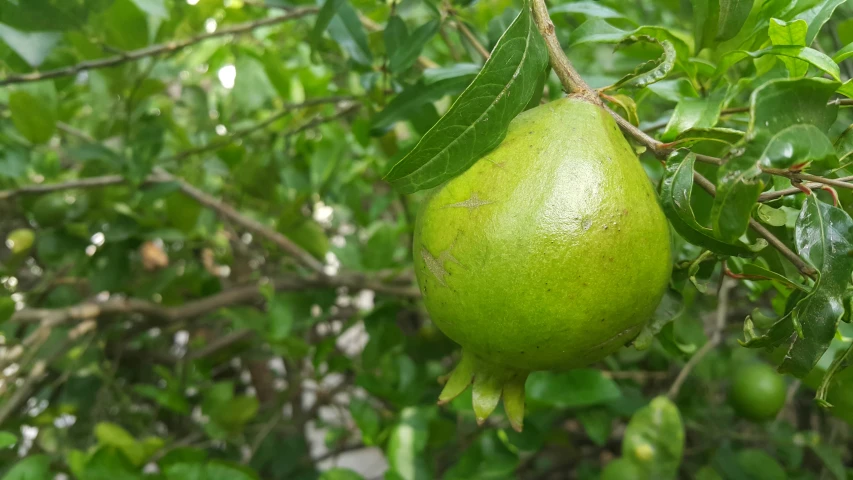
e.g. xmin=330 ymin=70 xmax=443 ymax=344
xmin=762 ymin=168 xmax=853 ymax=191
xmin=759 ymin=175 xmax=853 ymax=201
xmin=530 ymin=0 xmax=595 ymax=98
xmin=668 ymin=278 xmax=735 ymax=399
xmin=454 ymin=21 xmax=490 ymax=60
xmin=0 ymin=8 xmax=319 ymax=86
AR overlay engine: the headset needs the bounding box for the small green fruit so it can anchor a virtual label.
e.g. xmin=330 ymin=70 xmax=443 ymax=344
xmin=729 ymin=362 xmax=786 ymax=421
xmin=413 ymin=97 xmax=672 ymax=431
xmin=30 ymin=194 xmax=70 ymax=227
xmin=6 ymin=228 xmax=35 ymax=255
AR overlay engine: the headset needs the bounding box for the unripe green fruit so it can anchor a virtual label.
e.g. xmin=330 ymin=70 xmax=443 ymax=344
xmin=413 ymin=97 xmax=672 ymax=431
xmin=6 ymin=228 xmax=35 ymax=255
xmin=30 ymin=194 xmax=70 ymax=227
xmin=729 ymin=362 xmax=786 ymax=421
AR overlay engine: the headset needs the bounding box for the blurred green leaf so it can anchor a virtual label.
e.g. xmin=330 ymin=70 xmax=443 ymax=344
xmin=526 ymin=369 xmax=621 ymax=408
xmin=621 ymin=396 xmax=684 ymax=480
xmin=1 ymin=455 xmax=50 ymax=480
xmin=385 ymin=17 xmax=439 ymax=74
xmin=661 ymin=88 xmax=726 ymax=141
xmin=327 ymin=1 xmax=373 ymax=66
xmin=0 ymin=23 xmax=60 ymax=67
xmin=9 ymin=81 xmax=57 ymax=144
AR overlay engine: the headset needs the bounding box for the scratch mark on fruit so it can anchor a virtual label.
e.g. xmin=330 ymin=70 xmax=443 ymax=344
xmin=441 ymin=193 xmax=494 ymax=211
xmin=422 ymin=243 xmax=463 ymax=286
xmin=485 ymin=158 xmax=507 ymax=170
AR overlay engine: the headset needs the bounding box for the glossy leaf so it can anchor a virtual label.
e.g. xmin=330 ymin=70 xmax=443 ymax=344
xmin=384 ymin=5 xmax=548 ymax=193
xmin=661 ymin=88 xmax=726 ymax=141
xmin=711 ymin=78 xmax=839 ymax=241
xmin=659 ymin=150 xmax=752 ymax=256
xmin=832 ymin=41 xmax=853 ymax=63
xmin=758 ymin=124 xmax=837 ymax=171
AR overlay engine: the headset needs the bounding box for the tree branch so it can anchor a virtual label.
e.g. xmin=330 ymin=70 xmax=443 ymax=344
xmin=10 ymin=272 xmax=418 ymax=327
xmin=668 ymin=278 xmax=734 ymax=399
xmin=530 ymin=0 xmax=595 ymax=98
xmin=454 ymin=21 xmax=490 ymax=60
xmin=758 ymin=175 xmax=853 ymax=201
xmin=0 ymin=8 xmax=319 ymax=86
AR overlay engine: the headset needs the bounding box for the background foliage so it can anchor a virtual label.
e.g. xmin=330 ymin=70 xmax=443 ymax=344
xmin=1 ymin=0 xmax=853 ymax=478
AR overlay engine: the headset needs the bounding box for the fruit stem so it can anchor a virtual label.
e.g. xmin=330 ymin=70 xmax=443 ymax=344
xmin=530 ymin=0 xmax=599 ymax=104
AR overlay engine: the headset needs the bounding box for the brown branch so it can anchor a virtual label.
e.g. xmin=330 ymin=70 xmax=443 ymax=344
xmin=761 ymin=168 xmax=853 ymax=191
xmin=0 ymin=8 xmax=319 ymax=86
xmin=154 ymin=169 xmax=325 ymax=273
xmin=668 ymin=278 xmax=734 ymax=398
xmin=759 ymin=175 xmax=853 ymax=201
xmin=10 ymin=272 xmax=418 ymax=326
xmin=530 ymin=0 xmax=595 ymax=98
xmin=455 ymin=21 xmax=490 ymax=60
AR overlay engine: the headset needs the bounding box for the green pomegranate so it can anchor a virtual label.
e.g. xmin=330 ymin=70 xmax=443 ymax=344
xmin=413 ymin=97 xmax=672 ymax=431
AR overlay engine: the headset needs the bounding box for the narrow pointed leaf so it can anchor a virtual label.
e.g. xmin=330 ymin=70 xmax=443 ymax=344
xmin=384 ymin=5 xmax=548 ymax=193
xmin=608 ymin=36 xmax=676 ymax=89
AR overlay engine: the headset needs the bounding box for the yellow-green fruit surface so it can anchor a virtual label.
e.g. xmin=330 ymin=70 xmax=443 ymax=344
xmin=729 ymin=363 xmax=786 ymax=421
xmin=413 ymin=97 xmax=672 ymax=372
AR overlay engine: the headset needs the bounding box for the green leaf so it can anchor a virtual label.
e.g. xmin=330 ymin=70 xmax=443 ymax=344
xmin=0 ymin=431 xmax=17 ymax=449
xmin=780 ymin=197 xmax=853 ymax=376
xmin=0 ymin=23 xmax=60 ymax=67
xmin=797 ymin=0 xmax=847 ymax=45
xmin=621 ymin=396 xmax=684 ymax=479
xmin=659 ymin=150 xmax=753 ymax=256
xmin=233 ymin=55 xmax=275 ymax=113
xmin=758 ymin=124 xmax=837 ymax=171
xmin=717 ymin=0 xmax=755 ymax=41
xmin=608 ymin=36 xmax=676 ymax=89
xmin=571 ymin=21 xmax=694 ymax=76
xmin=832 ymin=41 xmax=853 ymax=63
xmin=134 ymin=384 xmax=190 ymax=414
xmin=328 ymin=1 xmax=373 ymax=66
xmin=350 ymin=398 xmax=381 ymax=445
xmin=716 ymin=45 xmax=841 ymax=81
xmin=320 ymin=469 xmax=365 ymax=480
xmin=165 ymin=461 xmax=259 ymax=480
xmin=634 ymin=289 xmax=684 ymax=350
xmin=386 ymin=17 xmax=439 ymax=74
xmin=711 ymin=78 xmax=839 ymax=241
xmin=691 ymin=0 xmax=717 ymax=51
xmin=669 ymin=127 xmax=744 ymax=147
xmin=769 ymin=18 xmax=809 ymax=77
xmin=312 ymin=0 xmax=345 ymax=43
xmin=548 ymin=1 xmax=631 ymax=21
xmin=9 ymin=81 xmax=58 ymax=144
xmin=1 ymin=455 xmax=51 ymax=480
xmin=526 ymin=369 xmax=621 ymax=408
xmin=578 ymin=408 xmax=614 ymax=446
xmin=661 ymin=88 xmax=726 ymax=141
xmin=384 ymin=5 xmax=548 ymax=193
xmin=386 ymin=407 xmax=432 ymax=480
xmin=735 ymin=449 xmax=786 ymax=480
xmin=741 ymin=262 xmax=808 ymax=291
